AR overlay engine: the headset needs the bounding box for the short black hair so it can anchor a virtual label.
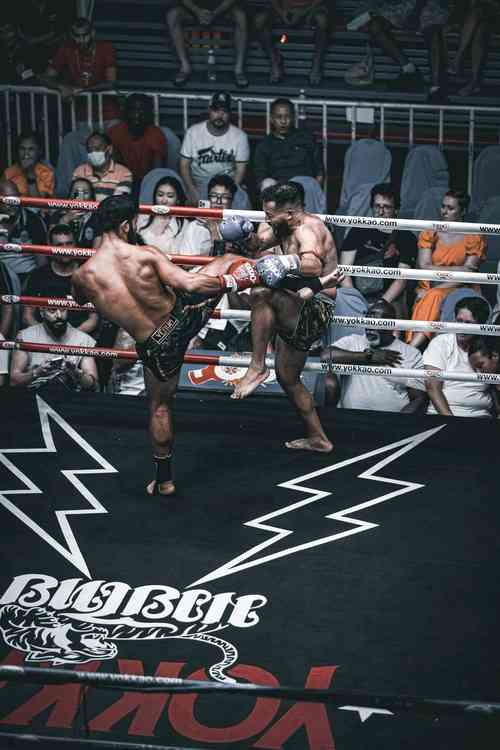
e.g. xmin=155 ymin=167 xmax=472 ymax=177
xmin=16 ymin=129 xmax=42 ymax=154
xmin=207 ymin=173 xmax=237 ymax=199
xmin=454 ymin=296 xmax=490 ymax=324
xmin=261 ymin=181 xmax=304 ymax=210
xmin=87 ymin=130 xmax=112 ymax=148
xmin=271 ymin=98 xmax=294 ymax=115
xmin=68 ymin=177 xmax=96 ymax=200
xmin=49 ymin=223 xmax=75 ymax=243
xmin=468 ymin=336 xmax=500 ymax=358
xmin=97 ymin=195 xmax=137 ymax=233
xmin=370 ymin=183 xmax=400 ymax=210
xmin=368 ymin=298 xmax=396 ymax=319
xmin=445 ymin=188 xmax=470 ymax=214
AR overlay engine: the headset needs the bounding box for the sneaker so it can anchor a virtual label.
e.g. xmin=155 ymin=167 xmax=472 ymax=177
xmin=345 ymin=45 xmax=374 ymax=87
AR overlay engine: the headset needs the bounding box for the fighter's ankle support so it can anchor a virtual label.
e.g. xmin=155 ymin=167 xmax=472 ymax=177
xmin=153 ymin=453 xmax=173 ymax=486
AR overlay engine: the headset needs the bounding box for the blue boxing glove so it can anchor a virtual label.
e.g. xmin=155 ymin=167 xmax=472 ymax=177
xmin=219 ymin=216 xmax=254 ymax=244
xmin=255 ymin=254 xmax=301 ymax=288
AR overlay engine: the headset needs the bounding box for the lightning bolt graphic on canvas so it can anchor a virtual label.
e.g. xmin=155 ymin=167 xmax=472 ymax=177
xmin=190 ymin=425 xmax=445 ymax=587
xmin=0 ymin=396 xmax=117 ymax=578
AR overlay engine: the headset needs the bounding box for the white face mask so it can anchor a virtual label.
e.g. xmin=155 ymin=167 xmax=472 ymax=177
xmin=88 ymin=151 xmax=107 ymax=168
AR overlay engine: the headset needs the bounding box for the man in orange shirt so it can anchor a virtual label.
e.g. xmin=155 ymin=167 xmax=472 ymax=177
xmin=3 ymin=130 xmax=54 ymax=197
xmin=254 ymin=0 xmax=331 ymax=85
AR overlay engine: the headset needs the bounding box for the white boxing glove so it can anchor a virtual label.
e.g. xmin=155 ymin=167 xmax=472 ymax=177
xmin=219 ymin=216 xmax=254 ymax=244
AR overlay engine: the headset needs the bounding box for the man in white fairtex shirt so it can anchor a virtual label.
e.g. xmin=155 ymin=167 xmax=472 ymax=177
xmin=424 ymin=296 xmax=494 ymax=417
xmin=323 ymin=299 xmax=428 ymax=413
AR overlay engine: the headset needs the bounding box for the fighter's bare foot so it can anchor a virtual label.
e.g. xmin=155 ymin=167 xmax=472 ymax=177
xmin=285 ymin=437 xmax=333 ymax=453
xmin=231 ymin=366 xmax=269 ymax=399
xmin=147 ymin=480 xmax=176 ymax=497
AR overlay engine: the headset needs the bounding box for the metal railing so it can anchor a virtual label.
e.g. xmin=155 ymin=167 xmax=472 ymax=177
xmin=2 ymin=85 xmax=500 ymax=195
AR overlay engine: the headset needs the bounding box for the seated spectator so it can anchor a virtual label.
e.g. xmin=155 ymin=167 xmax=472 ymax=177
xmin=423 ymin=297 xmax=494 ymax=417
xmin=0 ymin=332 xmax=8 ymax=386
xmin=345 ymin=0 xmax=449 ymax=103
xmin=16 ymin=0 xmax=73 ymax=74
xmin=108 ymin=328 xmax=145 ymax=396
xmin=407 ymin=189 xmax=486 ymax=350
xmin=449 ymin=0 xmax=500 ymax=96
xmin=3 ymin=130 xmax=55 ymax=198
xmin=468 ymin=335 xmax=500 ymax=375
xmin=440 ymin=288 xmax=491 ymax=324
xmin=108 ymin=94 xmax=167 ymax=188
xmin=255 ymin=0 xmax=331 ymax=85
xmin=320 ymin=299 xmax=428 ymax=412
xmin=49 ymin=178 xmax=101 ymax=248
xmin=0 ymin=179 xmax=47 ymax=287
xmin=72 ymin=131 xmax=132 ymax=202
xmin=183 ymin=173 xmax=237 ymax=256
xmin=22 ymin=223 xmax=99 ymax=335
xmin=0 ymin=21 xmax=37 ymax=85
xmin=0 ymin=260 xmax=14 ymax=338
xmin=10 ymin=307 xmax=98 ymax=391
xmin=137 ymin=175 xmax=189 ymax=254
xmin=179 ymin=91 xmax=249 ymax=207
xmin=165 ymin=0 xmax=248 ymax=87
xmin=340 ymin=184 xmax=417 ymax=319
xmin=253 ymin=98 xmax=323 ymax=195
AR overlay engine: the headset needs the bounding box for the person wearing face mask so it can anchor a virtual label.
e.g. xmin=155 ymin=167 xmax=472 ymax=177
xmin=10 ymin=306 xmax=98 ymax=391
xmin=179 ymin=92 xmax=249 ymax=207
xmin=317 ymin=299 xmax=428 ymax=413
xmin=3 ymin=130 xmax=55 ymax=198
xmin=50 ymin=178 xmax=101 ymax=248
xmin=72 ymin=132 xmax=132 ymax=203
xmin=407 ymin=189 xmax=487 ymax=351
xmin=137 ymin=176 xmax=188 ymax=255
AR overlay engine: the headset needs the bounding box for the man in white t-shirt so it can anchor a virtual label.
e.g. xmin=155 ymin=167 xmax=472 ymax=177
xmin=0 ymin=332 xmax=9 ymax=386
xmin=179 ymin=91 xmax=249 ymax=206
xmin=10 ymin=307 xmax=98 ymax=391
xmin=322 ymin=299 xmax=428 ymax=413
xmin=424 ymin=296 xmax=495 ymax=418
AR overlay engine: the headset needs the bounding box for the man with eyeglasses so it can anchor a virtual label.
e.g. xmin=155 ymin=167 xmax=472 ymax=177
xmin=339 ymin=183 xmax=417 ymax=319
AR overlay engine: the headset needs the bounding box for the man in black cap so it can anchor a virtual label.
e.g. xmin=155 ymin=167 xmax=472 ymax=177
xmin=179 ymin=91 xmax=250 ymax=207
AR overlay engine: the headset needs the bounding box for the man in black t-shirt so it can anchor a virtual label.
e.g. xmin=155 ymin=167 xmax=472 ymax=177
xmin=339 ymin=183 xmax=417 ymax=319
xmin=23 ymin=224 xmax=99 ymax=335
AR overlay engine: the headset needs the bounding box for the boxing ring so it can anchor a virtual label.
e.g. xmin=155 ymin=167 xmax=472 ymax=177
xmin=0 ymin=197 xmax=499 ymax=749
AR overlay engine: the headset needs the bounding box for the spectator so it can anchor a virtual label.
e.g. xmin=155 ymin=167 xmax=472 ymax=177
xmin=165 ymin=0 xmax=248 ymax=87
xmin=339 ymin=184 xmax=417 ymax=319
xmin=10 ymin=307 xmax=98 ymax=391
xmin=16 ymin=0 xmax=73 ymax=74
xmin=0 ymin=260 xmax=14 ymax=338
xmin=423 ymin=296 xmax=494 ymax=417
xmin=255 ymin=0 xmax=331 ymax=85
xmin=0 ymin=331 xmax=8 ymax=386
xmin=320 ymin=299 xmax=428 ymax=412
xmin=3 ymin=130 xmax=55 ymax=198
xmin=183 ymin=173 xmax=237 ymax=255
xmin=449 ymin=0 xmax=500 ymax=96
xmin=0 ymin=21 xmax=37 ymax=85
xmin=22 ymin=223 xmax=99 ymax=335
xmin=179 ymin=91 xmax=249 ymax=206
xmin=345 ymin=1 xmax=449 ymax=103
xmin=468 ymin=335 xmax=500 ymax=375
xmin=137 ymin=175 xmax=189 ymax=254
xmin=50 ymin=178 xmax=101 ymax=247
xmin=72 ymin=131 xmax=132 ymax=202
xmin=407 ymin=189 xmax=486 ymax=350
xmin=253 ymin=98 xmax=323 ymax=193
xmin=0 ymin=179 xmax=47 ymax=287
xmin=108 ymin=94 xmax=167 ymax=186
xmin=108 ymin=328 xmax=145 ymax=396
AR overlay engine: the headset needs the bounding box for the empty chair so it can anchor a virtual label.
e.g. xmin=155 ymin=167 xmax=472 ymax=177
xmin=290 ymin=176 xmax=327 ymax=214
xmin=399 ymin=145 xmax=449 ymax=219
xmin=337 ymin=139 xmax=392 ymax=215
xmin=413 ymin=186 xmax=448 ymax=223
xmin=160 ymin=127 xmax=182 ymax=173
xmin=477 ymin=196 xmax=500 ymax=262
xmin=470 ymin=145 xmax=500 ymax=217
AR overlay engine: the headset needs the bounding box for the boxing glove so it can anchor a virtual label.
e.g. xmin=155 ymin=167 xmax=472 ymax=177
xmin=255 ymin=254 xmax=301 ymax=288
xmin=219 ymin=258 xmax=262 ymax=292
xmin=219 ymin=216 xmax=254 ymax=244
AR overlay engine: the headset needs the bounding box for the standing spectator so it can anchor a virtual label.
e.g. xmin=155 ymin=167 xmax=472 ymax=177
xmin=137 ymin=175 xmax=189 ymax=254
xmin=0 ymin=331 xmax=8 ymax=386
xmin=0 ymin=180 xmax=47 ymax=287
xmin=407 ymin=189 xmax=486 ymax=350
xmin=3 ymin=131 xmax=55 ymax=198
xmin=255 ymin=0 xmax=331 ymax=85
xmin=253 ymin=99 xmax=323 ymax=193
xmin=72 ymin=131 xmax=132 ymax=202
xmin=448 ymin=0 xmax=500 ymax=96
xmin=22 ymin=223 xmax=99 ymax=335
xmin=339 ymin=184 xmax=417 ymax=319
xmin=165 ymin=0 xmax=248 ymax=88
xmin=179 ymin=91 xmax=249 ymax=206
xmin=108 ymin=95 xmax=168 ymax=187
xmin=345 ymin=1 xmax=449 ymax=103
xmin=16 ymin=0 xmax=74 ymax=74
xmin=50 ymin=178 xmax=101 ymax=247
xmin=424 ymin=297 xmax=494 ymax=417
xmin=10 ymin=307 xmax=98 ymax=391
xmin=320 ymin=299 xmax=427 ymax=412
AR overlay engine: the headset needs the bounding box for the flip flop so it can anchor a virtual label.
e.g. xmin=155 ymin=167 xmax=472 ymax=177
xmin=173 ymin=69 xmax=191 ymax=87
xmin=234 ymin=71 xmax=249 ymax=88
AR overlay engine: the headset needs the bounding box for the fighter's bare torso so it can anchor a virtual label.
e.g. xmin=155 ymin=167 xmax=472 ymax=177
xmin=72 ymin=234 xmax=177 ymax=343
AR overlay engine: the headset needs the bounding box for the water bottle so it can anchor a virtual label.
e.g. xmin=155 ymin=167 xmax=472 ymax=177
xmin=298 ymin=89 xmax=306 ymax=127
xmin=207 ymin=47 xmax=216 ymax=82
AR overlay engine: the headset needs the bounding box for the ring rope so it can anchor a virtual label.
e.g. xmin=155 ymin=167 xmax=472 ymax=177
xmin=2 ymin=340 xmax=499 ymax=385
xmin=1 ymin=195 xmax=499 ymax=236
xmin=2 ymin=243 xmax=499 ymax=285
xmin=3 ymin=295 xmax=500 ymax=338
xmin=1 ymin=665 xmax=499 ymax=717
xmin=0 ymin=733 xmax=198 ymax=749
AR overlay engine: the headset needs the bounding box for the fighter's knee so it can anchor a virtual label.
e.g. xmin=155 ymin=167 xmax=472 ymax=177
xmin=250 ymin=285 xmax=273 ymax=302
xmin=151 ymin=401 xmax=173 ymax=418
